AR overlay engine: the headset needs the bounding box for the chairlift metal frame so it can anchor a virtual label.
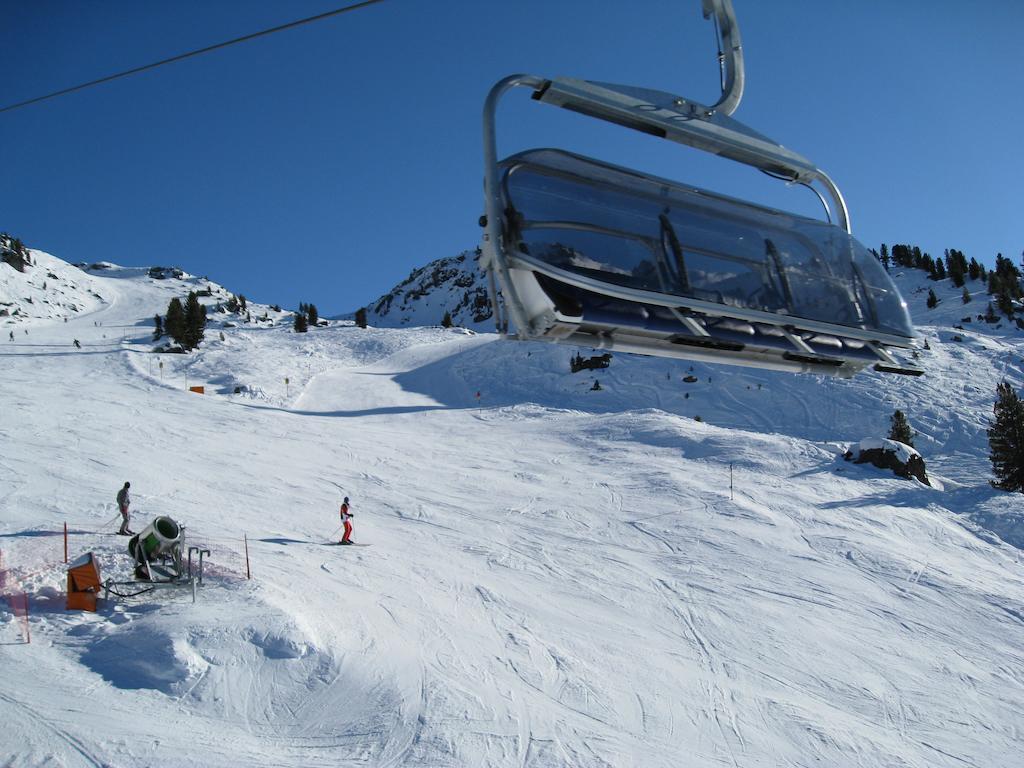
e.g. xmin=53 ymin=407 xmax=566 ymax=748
xmin=480 ymin=0 xmax=920 ymax=377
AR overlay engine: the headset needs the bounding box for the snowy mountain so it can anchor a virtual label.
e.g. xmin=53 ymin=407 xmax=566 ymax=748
xmin=358 ymin=249 xmax=494 ymax=329
xmin=2 ymin=244 xmax=1024 ymax=767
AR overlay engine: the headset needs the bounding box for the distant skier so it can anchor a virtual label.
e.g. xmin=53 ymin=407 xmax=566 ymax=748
xmin=7 ymin=331 xmax=12 ymax=341
xmin=339 ymin=496 xmax=354 ymax=545
xmin=116 ymin=481 xmax=133 ymax=535
xmin=73 ymin=339 xmax=81 ymax=349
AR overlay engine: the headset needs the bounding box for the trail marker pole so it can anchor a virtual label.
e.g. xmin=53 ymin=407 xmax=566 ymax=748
xmin=63 ymin=521 xmax=68 ymax=563
xmin=159 ymin=360 xmax=163 ymax=381
xmin=285 ymin=377 xmax=289 ymax=398
xmin=244 ymin=534 xmax=251 ymax=580
xmin=730 ymin=463 xmax=734 ymax=501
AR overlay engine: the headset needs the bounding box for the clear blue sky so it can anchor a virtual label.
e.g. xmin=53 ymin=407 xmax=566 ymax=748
xmin=2 ymin=0 xmax=1021 ymax=316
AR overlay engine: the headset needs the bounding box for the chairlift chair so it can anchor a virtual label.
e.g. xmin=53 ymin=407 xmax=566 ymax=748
xmin=479 ymin=0 xmax=921 ymax=377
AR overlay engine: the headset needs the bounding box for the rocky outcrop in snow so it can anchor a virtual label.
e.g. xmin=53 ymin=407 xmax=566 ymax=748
xmin=845 ymin=438 xmax=930 ymax=485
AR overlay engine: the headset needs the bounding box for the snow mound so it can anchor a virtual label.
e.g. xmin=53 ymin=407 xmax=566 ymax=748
xmin=79 ymin=623 xmax=208 ymax=693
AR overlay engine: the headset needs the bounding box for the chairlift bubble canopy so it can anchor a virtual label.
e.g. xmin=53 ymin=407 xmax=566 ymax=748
xmin=480 ymin=1 xmax=920 ymax=378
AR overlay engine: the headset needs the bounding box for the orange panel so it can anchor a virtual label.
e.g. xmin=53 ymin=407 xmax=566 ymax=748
xmin=68 ymin=553 xmax=102 ymax=591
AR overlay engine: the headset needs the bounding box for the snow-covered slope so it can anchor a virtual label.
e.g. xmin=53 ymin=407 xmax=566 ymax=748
xmin=0 ymin=249 xmax=109 ymax=324
xmin=2 ymin=248 xmax=1023 ymax=767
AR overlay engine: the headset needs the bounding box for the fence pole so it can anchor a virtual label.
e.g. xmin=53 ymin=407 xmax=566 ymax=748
xmin=64 ymin=521 xmax=68 ymax=563
xmin=244 ymin=534 xmax=251 ymax=580
xmin=730 ymin=463 xmax=734 ymax=501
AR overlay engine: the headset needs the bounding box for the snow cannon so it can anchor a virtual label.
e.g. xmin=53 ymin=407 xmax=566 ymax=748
xmin=128 ymin=516 xmax=185 ymax=581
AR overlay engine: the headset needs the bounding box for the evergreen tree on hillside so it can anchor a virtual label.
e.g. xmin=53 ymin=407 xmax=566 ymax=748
xmin=441 ymin=310 xmax=453 ymax=328
xmin=945 ymin=248 xmax=968 ymax=287
xmin=931 ymin=257 xmax=945 ymax=281
xmin=354 ymin=307 xmax=368 ymax=329
xmin=891 ymin=244 xmax=912 ymax=268
xmin=997 ymin=288 xmax=1016 ymax=318
xmin=888 ymin=409 xmax=915 ymax=447
xmin=969 ymin=258 xmax=982 ymax=281
xmin=307 ymin=304 xmax=319 ymax=327
xmin=962 ymin=286 xmax=972 ymax=304
xmin=183 ymin=291 xmax=206 ymax=350
xmin=226 ymin=295 xmax=240 ymax=313
xmin=879 ymin=243 xmax=890 ymax=271
xmin=239 ymin=295 xmax=247 ymax=312
xmin=988 ymin=381 xmax=1024 ymax=492
xmin=165 ymin=298 xmax=185 ymax=344
xmin=294 ymin=312 xmax=308 ymax=333
xmin=926 ymin=289 xmax=939 ymax=309
xmin=153 ymin=314 xmax=164 ymax=340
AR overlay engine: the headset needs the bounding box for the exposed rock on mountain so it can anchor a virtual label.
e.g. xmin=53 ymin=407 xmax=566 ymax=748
xmin=358 ymin=249 xmax=494 ymax=329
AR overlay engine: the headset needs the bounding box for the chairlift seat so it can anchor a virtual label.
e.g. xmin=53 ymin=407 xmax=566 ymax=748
xmin=495 ymin=148 xmax=917 ymax=376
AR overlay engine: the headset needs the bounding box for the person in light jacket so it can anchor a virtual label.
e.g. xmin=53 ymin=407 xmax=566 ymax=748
xmin=117 ymin=481 xmax=133 ymax=535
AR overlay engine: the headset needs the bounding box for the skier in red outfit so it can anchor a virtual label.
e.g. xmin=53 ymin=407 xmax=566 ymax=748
xmin=339 ymin=497 xmax=354 ymax=544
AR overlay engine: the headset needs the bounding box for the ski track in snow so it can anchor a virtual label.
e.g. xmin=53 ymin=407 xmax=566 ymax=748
xmin=1 ymin=259 xmax=1024 ymax=766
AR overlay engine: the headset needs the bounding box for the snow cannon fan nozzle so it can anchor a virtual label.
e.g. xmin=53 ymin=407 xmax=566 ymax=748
xmin=127 ymin=515 xmax=186 ymax=582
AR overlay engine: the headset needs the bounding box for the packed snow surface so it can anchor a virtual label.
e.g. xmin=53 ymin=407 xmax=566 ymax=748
xmin=1 ymin=252 xmax=1023 ymax=767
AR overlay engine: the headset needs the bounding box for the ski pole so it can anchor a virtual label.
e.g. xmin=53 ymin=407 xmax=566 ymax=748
xmin=96 ymin=511 xmax=122 ymax=532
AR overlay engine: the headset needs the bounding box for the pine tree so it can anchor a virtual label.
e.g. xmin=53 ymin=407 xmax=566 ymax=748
xmin=183 ymin=291 xmax=206 ymax=350
xmin=165 ymin=298 xmax=185 ymax=344
xmin=441 ymin=310 xmax=453 ymax=328
xmin=294 ymin=312 xmax=308 ymax=333
xmin=239 ymin=295 xmax=247 ymax=312
xmin=307 ymin=304 xmax=319 ymax=327
xmin=879 ymin=243 xmax=890 ymax=271
xmin=945 ymin=248 xmax=968 ymax=287
xmin=962 ymin=286 xmax=971 ymax=304
xmin=988 ymin=381 xmax=1024 ymax=491
xmin=988 ymin=271 xmax=1000 ymax=295
xmin=226 ymin=295 xmax=240 ymax=313
xmin=969 ymin=258 xmax=981 ymax=281
xmin=153 ymin=314 xmax=164 ymax=340
xmin=354 ymin=307 xmax=368 ymax=329
xmin=912 ymin=246 xmax=923 ymax=269
xmin=926 ymin=289 xmax=939 ymax=309
xmin=888 ymin=409 xmax=914 ymax=447
xmin=997 ymin=289 xmax=1016 ymax=318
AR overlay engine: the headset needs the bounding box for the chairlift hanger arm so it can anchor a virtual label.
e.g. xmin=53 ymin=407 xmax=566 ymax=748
xmin=485 ymin=75 xmax=851 ymax=234
xmin=703 ymin=0 xmax=744 ymax=116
